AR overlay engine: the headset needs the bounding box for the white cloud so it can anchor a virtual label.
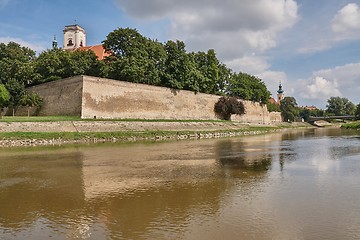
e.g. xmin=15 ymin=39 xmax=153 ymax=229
xmin=225 ymin=54 xmax=270 ymax=74
xmin=258 ymin=70 xmax=291 ymax=97
xmin=293 ymin=62 xmax=360 ymax=108
xmin=302 ymin=76 xmax=341 ymax=100
xmin=0 ymin=37 xmax=46 ymax=52
xmin=115 ymin=0 xmax=299 ymax=61
xmin=332 ymin=3 xmax=360 ymax=33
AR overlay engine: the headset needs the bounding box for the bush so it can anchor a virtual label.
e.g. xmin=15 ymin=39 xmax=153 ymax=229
xmin=214 ymin=96 xmax=245 ymax=120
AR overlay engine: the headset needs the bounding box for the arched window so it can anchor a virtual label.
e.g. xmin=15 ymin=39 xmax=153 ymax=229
xmin=67 ymin=39 xmax=74 ymax=46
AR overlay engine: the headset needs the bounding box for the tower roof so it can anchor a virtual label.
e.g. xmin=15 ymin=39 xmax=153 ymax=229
xmin=63 ymin=24 xmax=86 ymax=34
xmin=277 ymin=82 xmax=284 ymax=94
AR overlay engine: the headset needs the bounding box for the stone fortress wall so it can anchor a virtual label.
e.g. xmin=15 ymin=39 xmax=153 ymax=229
xmin=18 ymin=75 xmax=282 ymax=124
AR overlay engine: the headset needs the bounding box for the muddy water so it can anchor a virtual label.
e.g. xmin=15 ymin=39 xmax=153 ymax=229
xmin=1 ymin=128 xmax=360 ymax=240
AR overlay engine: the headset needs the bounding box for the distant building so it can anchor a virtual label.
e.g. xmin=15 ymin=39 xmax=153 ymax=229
xmin=277 ymin=82 xmax=284 ymax=102
xmin=61 ymin=24 xmax=110 ymax=60
xmin=301 ymin=105 xmax=318 ymax=111
xmin=63 ymin=24 xmax=86 ymax=50
xmin=268 ymin=82 xmax=284 ymax=106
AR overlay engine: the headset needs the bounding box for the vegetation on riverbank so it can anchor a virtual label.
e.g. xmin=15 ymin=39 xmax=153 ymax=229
xmin=341 ymin=121 xmax=360 ymax=129
xmin=0 ymin=126 xmax=279 ymax=147
xmin=0 ymin=116 xmax=238 ymax=123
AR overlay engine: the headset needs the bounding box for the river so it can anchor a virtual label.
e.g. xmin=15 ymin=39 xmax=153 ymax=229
xmin=0 ymin=128 xmax=360 ymax=240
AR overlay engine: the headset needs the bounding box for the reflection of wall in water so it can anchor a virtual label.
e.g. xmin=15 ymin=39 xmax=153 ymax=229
xmin=0 ymin=150 xmax=85 ymax=229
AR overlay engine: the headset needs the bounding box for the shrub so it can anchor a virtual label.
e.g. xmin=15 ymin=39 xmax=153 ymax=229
xmin=214 ymin=96 xmax=245 ymax=120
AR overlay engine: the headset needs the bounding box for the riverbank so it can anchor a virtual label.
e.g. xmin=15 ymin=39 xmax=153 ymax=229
xmin=0 ymin=120 xmax=312 ymax=147
xmin=341 ymin=121 xmax=360 ymax=130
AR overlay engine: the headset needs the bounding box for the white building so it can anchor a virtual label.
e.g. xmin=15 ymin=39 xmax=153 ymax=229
xmin=63 ymin=24 xmax=86 ymax=50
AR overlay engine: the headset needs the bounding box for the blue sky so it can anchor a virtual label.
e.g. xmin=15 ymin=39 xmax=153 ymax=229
xmin=1 ymin=0 xmax=360 ymax=108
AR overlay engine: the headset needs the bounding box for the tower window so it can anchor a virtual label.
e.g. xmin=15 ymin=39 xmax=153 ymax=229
xmin=67 ymin=39 xmax=74 ymax=46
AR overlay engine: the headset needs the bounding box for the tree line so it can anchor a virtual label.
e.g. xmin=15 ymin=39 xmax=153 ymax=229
xmin=268 ymin=96 xmax=360 ymax=122
xmin=0 ymin=28 xmax=270 ymax=116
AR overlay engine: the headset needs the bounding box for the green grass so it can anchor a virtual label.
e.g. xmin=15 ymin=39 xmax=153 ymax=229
xmin=0 ymin=116 xmax=231 ymax=123
xmin=341 ymin=121 xmax=360 ymax=129
xmin=0 ymin=116 xmax=82 ymax=122
xmin=0 ymin=126 xmax=277 ymax=141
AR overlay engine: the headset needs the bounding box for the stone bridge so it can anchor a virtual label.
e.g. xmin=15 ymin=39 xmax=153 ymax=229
xmin=308 ymin=115 xmax=356 ymax=123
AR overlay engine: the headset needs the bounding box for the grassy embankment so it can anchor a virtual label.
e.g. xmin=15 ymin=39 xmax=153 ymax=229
xmin=341 ymin=121 xmax=360 ymax=129
xmin=0 ymin=116 xmax=278 ymax=142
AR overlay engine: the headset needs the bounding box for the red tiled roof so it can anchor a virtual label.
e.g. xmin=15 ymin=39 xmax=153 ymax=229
xmin=268 ymin=98 xmax=279 ymax=105
xmin=77 ymin=44 xmax=111 ymax=60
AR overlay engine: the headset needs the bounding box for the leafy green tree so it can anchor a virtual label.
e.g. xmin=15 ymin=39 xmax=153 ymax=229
xmin=34 ymin=48 xmax=102 ymax=84
xmin=162 ymin=40 xmax=191 ymax=90
xmin=280 ymin=97 xmax=299 ymax=122
xmin=326 ymin=97 xmax=355 ymax=116
xmin=227 ymin=72 xmax=270 ymax=104
xmin=4 ymin=78 xmax=26 ymax=116
xmin=0 ymin=84 xmax=10 ymax=118
xmin=214 ymin=96 xmax=245 ymax=120
xmin=102 ymin=28 xmax=166 ymax=85
xmin=355 ymin=103 xmax=360 ymax=120
xmin=0 ymin=42 xmax=38 ymax=86
xmin=299 ymin=108 xmax=325 ymax=122
xmin=20 ymin=92 xmax=43 ymax=117
xmin=267 ymin=101 xmax=280 ymax=112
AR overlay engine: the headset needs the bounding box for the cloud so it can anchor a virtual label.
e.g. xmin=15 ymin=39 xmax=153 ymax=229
xmin=115 ymin=0 xmax=299 ymax=60
xmin=332 ymin=3 xmax=360 ymax=33
xmin=0 ymin=37 xmax=47 ymax=52
xmin=294 ymin=3 xmax=360 ymax=55
xmin=298 ymin=62 xmax=360 ymax=104
xmin=225 ymin=54 xmax=270 ymax=74
xmin=302 ymin=76 xmax=341 ymax=100
xmin=258 ymin=70 xmax=290 ymax=97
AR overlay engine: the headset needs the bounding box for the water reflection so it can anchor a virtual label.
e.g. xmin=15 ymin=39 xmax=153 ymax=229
xmin=0 ymin=128 xmax=360 ymax=239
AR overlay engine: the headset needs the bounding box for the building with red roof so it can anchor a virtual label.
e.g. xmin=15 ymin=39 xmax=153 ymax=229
xmin=62 ymin=24 xmax=111 ymax=60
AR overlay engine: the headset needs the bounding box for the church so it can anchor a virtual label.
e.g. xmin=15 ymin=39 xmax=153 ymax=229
xmin=53 ymin=24 xmax=111 ymax=60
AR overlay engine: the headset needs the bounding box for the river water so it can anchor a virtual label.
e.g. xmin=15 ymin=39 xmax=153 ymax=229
xmin=1 ymin=128 xmax=360 ymax=240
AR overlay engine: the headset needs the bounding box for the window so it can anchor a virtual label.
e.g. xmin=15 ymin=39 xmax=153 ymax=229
xmin=67 ymin=39 xmax=74 ymax=46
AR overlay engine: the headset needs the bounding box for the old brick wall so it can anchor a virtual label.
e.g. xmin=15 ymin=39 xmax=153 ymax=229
xmin=19 ymin=75 xmax=282 ymax=124
xmin=13 ymin=76 xmax=83 ymax=116
xmin=81 ymin=76 xmax=276 ymax=124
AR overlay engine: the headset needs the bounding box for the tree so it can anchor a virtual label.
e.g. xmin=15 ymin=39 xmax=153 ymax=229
xmin=0 ymin=42 xmax=38 ymax=86
xmin=34 ymin=48 xmax=102 ymax=85
xmin=227 ymin=72 xmax=270 ymax=104
xmin=214 ymin=96 xmax=245 ymax=120
xmin=20 ymin=92 xmax=43 ymax=117
xmin=4 ymin=78 xmax=26 ymax=116
xmin=0 ymin=84 xmax=10 ymax=118
xmin=267 ymin=101 xmax=280 ymax=112
xmin=355 ymin=103 xmax=360 ymax=120
xmin=162 ymin=40 xmax=191 ymax=90
xmin=280 ymin=97 xmax=299 ymax=122
xmin=102 ymin=28 xmax=167 ymax=85
xmin=326 ymin=97 xmax=355 ymax=116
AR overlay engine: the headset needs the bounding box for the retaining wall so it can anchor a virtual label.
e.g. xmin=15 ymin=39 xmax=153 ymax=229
xmin=13 ymin=75 xmax=282 ymax=124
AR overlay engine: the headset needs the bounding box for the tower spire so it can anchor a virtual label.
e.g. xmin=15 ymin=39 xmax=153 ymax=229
xmin=277 ymin=81 xmax=284 ymax=103
xmin=52 ymin=35 xmax=58 ymax=49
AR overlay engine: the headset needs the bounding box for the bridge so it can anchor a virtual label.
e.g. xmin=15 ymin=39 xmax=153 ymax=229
xmin=308 ymin=115 xmax=356 ymax=123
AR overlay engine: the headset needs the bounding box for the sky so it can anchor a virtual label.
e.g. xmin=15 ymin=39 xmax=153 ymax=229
xmin=1 ymin=0 xmax=360 ymax=108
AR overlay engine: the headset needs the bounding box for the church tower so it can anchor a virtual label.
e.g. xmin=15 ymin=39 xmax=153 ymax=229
xmin=63 ymin=24 xmax=86 ymax=50
xmin=277 ymin=82 xmax=284 ymax=103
